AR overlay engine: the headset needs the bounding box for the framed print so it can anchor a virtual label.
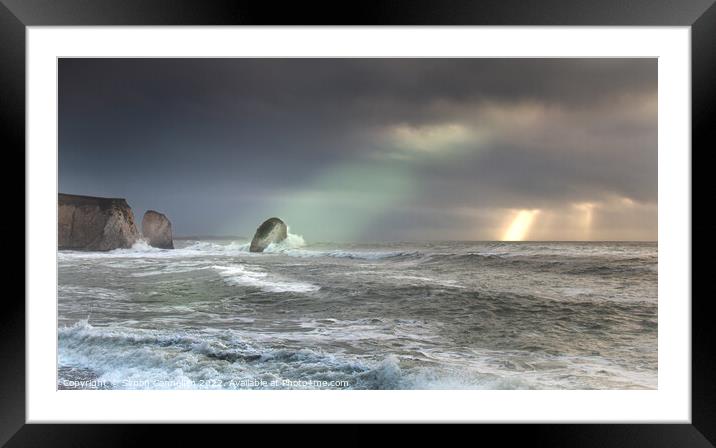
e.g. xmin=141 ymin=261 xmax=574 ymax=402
xmin=7 ymin=0 xmax=714 ymax=444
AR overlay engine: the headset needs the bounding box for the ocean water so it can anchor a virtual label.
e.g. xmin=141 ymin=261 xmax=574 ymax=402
xmin=57 ymin=237 xmax=657 ymax=390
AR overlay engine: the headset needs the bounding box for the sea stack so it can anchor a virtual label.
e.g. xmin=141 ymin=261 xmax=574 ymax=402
xmin=141 ymin=210 xmax=174 ymax=249
xmin=250 ymin=217 xmax=288 ymax=253
xmin=58 ymin=193 xmax=140 ymax=251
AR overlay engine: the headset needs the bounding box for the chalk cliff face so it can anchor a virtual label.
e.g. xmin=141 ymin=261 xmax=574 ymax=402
xmin=250 ymin=217 xmax=288 ymax=252
xmin=142 ymin=210 xmax=174 ymax=249
xmin=58 ymin=193 xmax=140 ymax=251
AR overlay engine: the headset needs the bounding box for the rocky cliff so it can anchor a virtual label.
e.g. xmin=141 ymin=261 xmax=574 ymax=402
xmin=142 ymin=210 xmax=174 ymax=249
xmin=58 ymin=193 xmax=140 ymax=251
xmin=250 ymin=217 xmax=288 ymax=252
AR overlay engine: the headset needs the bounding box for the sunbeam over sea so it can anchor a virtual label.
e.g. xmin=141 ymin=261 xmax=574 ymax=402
xmin=58 ymin=238 xmax=657 ymax=390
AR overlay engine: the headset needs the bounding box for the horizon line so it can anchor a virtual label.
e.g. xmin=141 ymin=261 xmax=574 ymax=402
xmin=172 ymin=235 xmax=658 ymax=244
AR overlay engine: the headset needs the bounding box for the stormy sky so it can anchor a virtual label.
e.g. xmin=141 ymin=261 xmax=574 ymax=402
xmin=59 ymin=58 xmax=657 ymax=242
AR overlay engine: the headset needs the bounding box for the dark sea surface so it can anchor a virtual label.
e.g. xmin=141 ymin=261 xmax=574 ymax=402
xmin=57 ymin=237 xmax=657 ymax=390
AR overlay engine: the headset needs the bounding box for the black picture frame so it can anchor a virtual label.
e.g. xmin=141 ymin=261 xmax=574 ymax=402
xmin=6 ymin=0 xmax=713 ymax=444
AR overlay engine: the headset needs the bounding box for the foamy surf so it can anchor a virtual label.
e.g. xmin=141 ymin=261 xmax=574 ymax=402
xmin=212 ymin=264 xmax=320 ymax=293
xmin=57 ymin=320 xmax=541 ymax=390
xmin=263 ymin=230 xmax=307 ymax=253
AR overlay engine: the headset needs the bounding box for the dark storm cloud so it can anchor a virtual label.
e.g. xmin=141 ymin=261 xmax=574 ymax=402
xmin=59 ymin=58 xmax=657 ymax=240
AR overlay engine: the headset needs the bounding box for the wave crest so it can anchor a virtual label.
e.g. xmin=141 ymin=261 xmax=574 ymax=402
xmin=263 ymin=230 xmax=307 ymax=253
xmin=212 ymin=264 xmax=319 ymax=293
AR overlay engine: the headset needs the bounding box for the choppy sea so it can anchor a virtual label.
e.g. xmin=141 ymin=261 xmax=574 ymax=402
xmin=58 ymin=236 xmax=657 ymax=390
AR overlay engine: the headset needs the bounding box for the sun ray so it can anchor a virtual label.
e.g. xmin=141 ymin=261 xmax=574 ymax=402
xmin=502 ymin=209 xmax=539 ymax=241
xmin=575 ymin=202 xmax=595 ymax=240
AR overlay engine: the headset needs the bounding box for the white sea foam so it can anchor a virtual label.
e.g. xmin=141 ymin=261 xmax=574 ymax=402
xmin=212 ymin=264 xmax=320 ymax=293
xmin=263 ymin=230 xmax=306 ymax=253
xmin=57 ymin=315 xmax=655 ymax=390
xmin=57 ymin=321 xmax=411 ymax=390
xmin=57 ymin=232 xmax=418 ymax=263
xmin=57 ymin=321 xmax=475 ymax=390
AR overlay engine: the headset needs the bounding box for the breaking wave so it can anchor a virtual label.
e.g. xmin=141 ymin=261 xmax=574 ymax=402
xmin=212 ymin=264 xmax=320 ymax=293
xmin=58 ymin=320 xmax=518 ymax=390
xmin=263 ymin=230 xmax=307 ymax=253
